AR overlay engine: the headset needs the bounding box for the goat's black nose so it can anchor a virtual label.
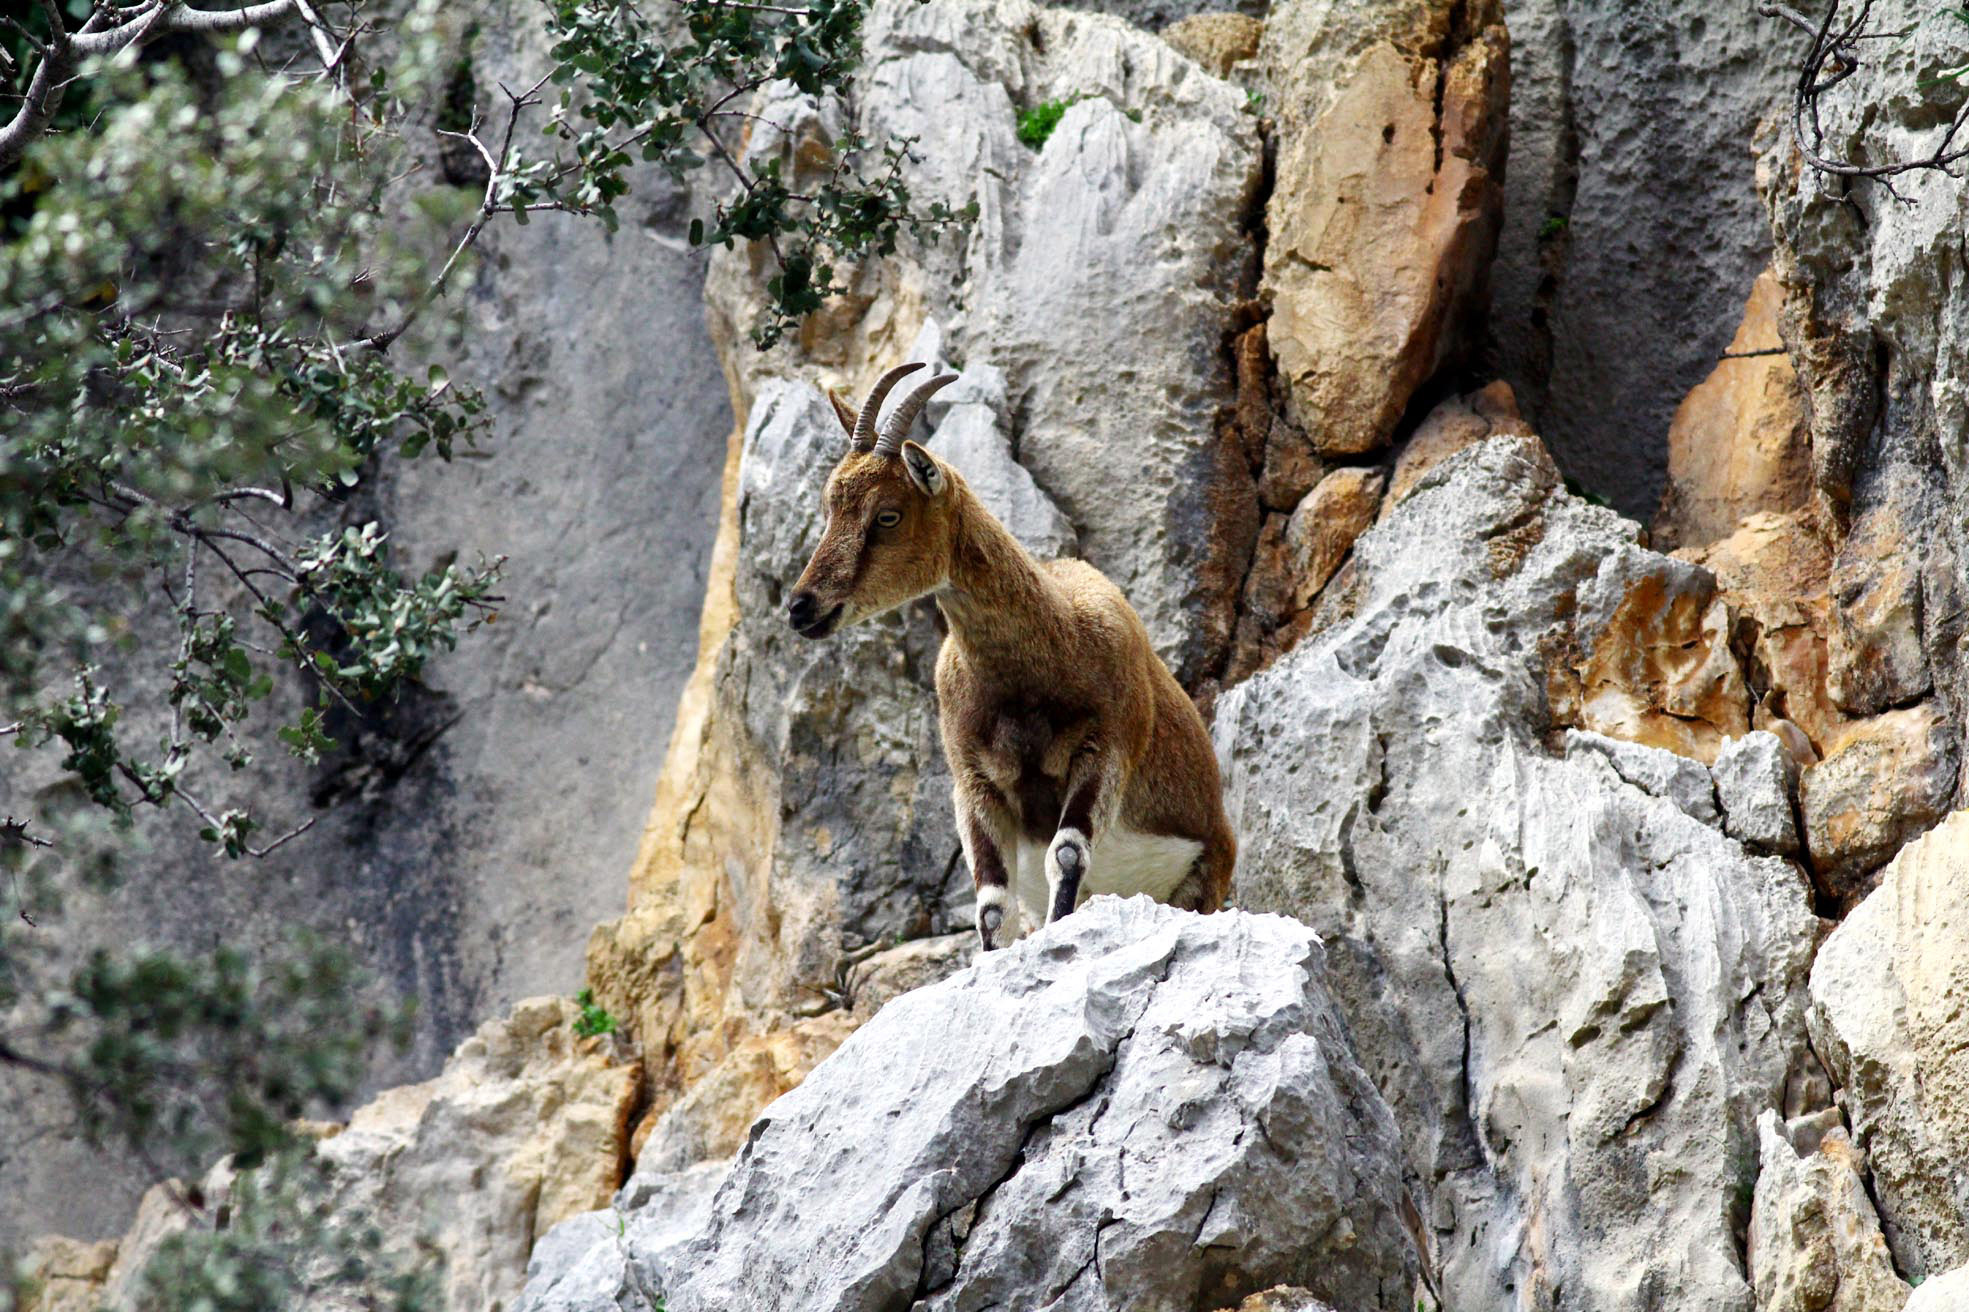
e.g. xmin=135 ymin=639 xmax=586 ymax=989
xmin=787 ymin=591 xmax=818 ymax=629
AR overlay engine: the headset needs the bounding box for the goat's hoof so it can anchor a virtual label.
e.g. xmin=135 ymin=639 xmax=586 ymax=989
xmin=1046 ymin=829 xmax=1089 ymax=883
xmin=977 ymin=903 xmax=1004 ymax=951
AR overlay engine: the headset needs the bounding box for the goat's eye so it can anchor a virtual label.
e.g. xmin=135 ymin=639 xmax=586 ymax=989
xmin=875 ymin=510 xmax=902 ymax=529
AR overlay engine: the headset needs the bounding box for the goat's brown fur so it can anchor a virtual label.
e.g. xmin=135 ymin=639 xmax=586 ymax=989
xmin=788 ymin=368 xmax=1234 ymax=948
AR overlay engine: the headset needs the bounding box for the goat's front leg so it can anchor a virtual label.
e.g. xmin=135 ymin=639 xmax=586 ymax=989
xmin=954 ymin=774 xmax=1017 ymax=951
xmin=1047 ymin=747 xmax=1122 ymax=924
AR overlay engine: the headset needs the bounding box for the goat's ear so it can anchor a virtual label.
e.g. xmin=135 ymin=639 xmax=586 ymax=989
xmin=901 ymin=441 xmax=946 ymax=498
xmin=826 ymin=388 xmax=858 ymax=437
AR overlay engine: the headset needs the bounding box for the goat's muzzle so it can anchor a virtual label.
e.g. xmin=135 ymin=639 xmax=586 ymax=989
xmin=787 ymin=590 xmax=843 ymax=640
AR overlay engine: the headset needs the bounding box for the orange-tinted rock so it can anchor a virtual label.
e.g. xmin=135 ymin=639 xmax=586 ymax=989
xmin=1651 ymin=269 xmax=1813 ymax=551
xmin=1676 ymin=510 xmax=1844 ymax=757
xmin=1800 ymin=704 xmax=1958 ymax=905
xmin=1576 ymin=550 xmax=1751 ymax=763
xmin=1261 ymin=1 xmax=1507 ymax=456
xmin=1258 ymin=418 xmax=1325 ymax=511
xmin=1285 ymin=467 xmax=1387 ymax=609
xmin=1384 ymin=381 xmax=1533 ymax=512
xmin=631 ymin=1013 xmax=857 ymax=1168
xmin=1230 ymin=466 xmax=1385 ymax=682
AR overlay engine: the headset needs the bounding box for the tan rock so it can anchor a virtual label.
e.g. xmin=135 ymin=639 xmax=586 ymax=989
xmin=1651 ymin=268 xmax=1812 ymax=551
xmin=1800 ymin=704 xmax=1957 ymax=903
xmin=1748 ymin=1109 xmax=1910 ymax=1312
xmin=1676 ymin=509 xmax=1845 ymax=756
xmin=1260 ymin=0 xmax=1507 ymax=456
xmin=1284 ymin=466 xmax=1386 ymax=610
xmin=1810 ymin=810 xmax=1969 ymax=1279
xmin=1161 ymin=12 xmax=1264 ymax=77
xmin=1384 ymin=381 xmax=1532 ymax=512
xmin=17 ymin=1237 xmax=117 ymax=1312
xmin=1576 ymin=551 xmax=1751 ymax=763
xmin=631 ymin=1012 xmax=857 ymax=1171
xmin=313 ymin=996 xmax=644 ymax=1312
xmin=1229 ymin=465 xmax=1386 ymax=683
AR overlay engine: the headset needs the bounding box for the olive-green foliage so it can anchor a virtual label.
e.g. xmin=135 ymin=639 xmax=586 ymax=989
xmin=135 ymin=1151 xmax=443 ymax=1312
xmin=532 ymin=0 xmax=976 ymax=346
xmin=1 ymin=35 xmax=498 ymax=864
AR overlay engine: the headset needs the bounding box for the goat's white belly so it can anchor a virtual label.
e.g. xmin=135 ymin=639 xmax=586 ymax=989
xmin=1010 ymin=826 xmax=1203 ymax=934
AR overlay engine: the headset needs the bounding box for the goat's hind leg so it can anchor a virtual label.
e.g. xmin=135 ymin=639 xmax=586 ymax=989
xmin=1047 ymin=749 xmax=1122 ymax=924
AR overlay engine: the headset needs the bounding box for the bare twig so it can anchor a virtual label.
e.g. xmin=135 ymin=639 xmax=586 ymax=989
xmin=2 ymin=815 xmax=53 ymax=926
xmin=360 ymin=72 xmax=553 ymax=351
xmin=1759 ymin=0 xmax=1969 ymax=199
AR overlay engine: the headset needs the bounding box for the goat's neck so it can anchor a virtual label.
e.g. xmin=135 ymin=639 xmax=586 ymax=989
xmin=936 ymin=493 xmax=1068 ymax=676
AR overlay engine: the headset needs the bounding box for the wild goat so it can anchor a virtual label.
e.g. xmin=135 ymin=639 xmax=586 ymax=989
xmin=786 ymin=361 xmax=1235 ymax=949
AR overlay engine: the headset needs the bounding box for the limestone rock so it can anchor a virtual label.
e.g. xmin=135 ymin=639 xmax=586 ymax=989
xmin=1160 ymin=11 xmax=1263 ymax=75
xmin=1905 ymin=1266 xmax=1969 ymax=1312
xmin=1236 ymin=1289 xmax=1343 ymax=1312
xmin=1383 ymin=380 xmax=1531 ymax=511
xmin=17 ymin=1237 xmax=118 ymax=1312
xmin=1652 ymin=268 xmax=1813 ymax=551
xmin=1713 ymin=731 xmax=1803 ymax=857
xmin=1214 ymin=434 xmax=1820 ymax=1309
xmin=1575 ymin=546 xmax=1752 ymax=763
xmin=1810 ymin=809 xmax=1969 ymax=1279
xmin=1282 ymin=466 xmax=1386 ymax=610
xmin=1800 ymin=705 xmax=1957 ymax=904
xmin=707 ymin=0 xmax=1264 ymax=680
xmin=1747 ymin=1109 xmax=1909 ymax=1312
xmin=1493 ymin=0 xmax=1798 ymax=517
xmin=1827 ymin=491 xmax=1933 ymax=716
xmin=1761 ymin=0 xmax=1969 ymax=802
xmin=568 ymin=900 xmax=1421 ymax=1312
xmin=1565 ymin=728 xmax=1721 ymax=826
xmin=515 ymin=1160 xmax=729 ymax=1312
xmin=310 ymin=996 xmax=644 ymax=1312
xmin=925 ymin=371 xmax=1079 ymax=560
xmin=1259 ymin=0 xmax=1507 ymax=456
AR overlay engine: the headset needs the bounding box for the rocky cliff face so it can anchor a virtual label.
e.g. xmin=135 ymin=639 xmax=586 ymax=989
xmin=0 ymin=0 xmax=732 ymax=1253
xmin=23 ymin=0 xmax=1969 ymax=1307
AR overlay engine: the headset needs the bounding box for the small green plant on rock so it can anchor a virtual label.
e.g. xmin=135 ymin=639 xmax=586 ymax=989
xmin=1017 ymin=94 xmax=1082 ymax=149
xmin=574 ymin=988 xmax=619 ymax=1039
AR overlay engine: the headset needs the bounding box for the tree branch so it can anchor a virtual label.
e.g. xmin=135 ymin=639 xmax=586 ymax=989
xmin=1761 ymin=0 xmax=1969 ymax=199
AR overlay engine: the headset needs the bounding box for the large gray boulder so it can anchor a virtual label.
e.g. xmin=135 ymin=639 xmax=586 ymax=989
xmin=1808 ymin=810 xmax=1969 ymax=1281
xmin=1212 ymin=434 xmax=1821 ymax=1308
xmin=525 ymin=897 xmax=1420 ymax=1312
xmin=1492 ymin=0 xmax=1794 ymax=515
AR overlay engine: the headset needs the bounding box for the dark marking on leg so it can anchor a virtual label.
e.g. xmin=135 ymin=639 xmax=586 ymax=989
xmin=966 ymin=811 xmax=1010 ymax=951
xmin=1047 ymin=769 xmax=1103 ymax=924
xmin=1048 ymin=832 xmax=1086 ymax=923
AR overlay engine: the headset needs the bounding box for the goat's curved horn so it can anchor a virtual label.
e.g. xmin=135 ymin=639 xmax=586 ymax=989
xmin=874 ymin=373 xmax=959 ymax=456
xmin=852 ymin=362 xmax=925 ymax=452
